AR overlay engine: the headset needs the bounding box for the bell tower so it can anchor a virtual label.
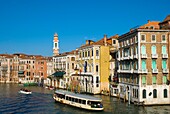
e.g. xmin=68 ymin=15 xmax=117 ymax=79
xmin=53 ymin=33 xmax=59 ymax=56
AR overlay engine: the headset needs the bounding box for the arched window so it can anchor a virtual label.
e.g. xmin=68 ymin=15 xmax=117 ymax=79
xmin=152 ymin=45 xmax=156 ymax=54
xmin=164 ymin=89 xmax=168 ymax=98
xmin=153 ymin=89 xmax=157 ymax=98
xmin=143 ymin=89 xmax=146 ymax=98
xmin=152 ymin=59 xmax=157 ymax=69
xmin=141 ymin=45 xmax=146 ymax=54
xmin=162 ymin=45 xmax=167 ymax=54
xmin=142 ymin=60 xmax=146 ymax=69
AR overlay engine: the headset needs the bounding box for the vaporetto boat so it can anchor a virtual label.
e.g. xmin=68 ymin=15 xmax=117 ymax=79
xmin=53 ymin=90 xmax=104 ymax=111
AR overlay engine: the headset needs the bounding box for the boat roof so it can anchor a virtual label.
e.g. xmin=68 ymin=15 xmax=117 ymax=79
xmin=55 ymin=90 xmax=102 ymax=101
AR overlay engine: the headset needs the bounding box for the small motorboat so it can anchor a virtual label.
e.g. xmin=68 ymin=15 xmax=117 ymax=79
xmin=19 ymin=88 xmax=32 ymax=94
xmin=48 ymin=86 xmax=54 ymax=90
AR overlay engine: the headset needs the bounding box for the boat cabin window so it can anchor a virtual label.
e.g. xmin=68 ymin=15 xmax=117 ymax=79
xmin=88 ymin=101 xmax=103 ymax=108
xmin=82 ymin=100 xmax=86 ymax=104
xmin=72 ymin=98 xmax=75 ymax=102
xmin=75 ymin=98 xmax=78 ymax=103
xmin=66 ymin=96 xmax=69 ymax=100
xmin=56 ymin=93 xmax=65 ymax=99
xmin=78 ymin=99 xmax=82 ymax=103
xmin=68 ymin=97 xmax=71 ymax=101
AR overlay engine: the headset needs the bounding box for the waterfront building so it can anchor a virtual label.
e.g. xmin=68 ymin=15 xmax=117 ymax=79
xmin=0 ymin=54 xmax=14 ymax=83
xmin=46 ymin=57 xmax=53 ymax=85
xmin=49 ymin=51 xmax=77 ymax=89
xmin=75 ymin=35 xmax=116 ymax=94
xmin=108 ymin=35 xmax=119 ymax=96
xmin=34 ymin=56 xmax=48 ymax=85
xmin=0 ymin=53 xmax=51 ymax=84
xmin=117 ymin=17 xmax=170 ymax=105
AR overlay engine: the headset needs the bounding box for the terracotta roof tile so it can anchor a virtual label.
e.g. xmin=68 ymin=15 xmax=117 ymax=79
xmin=162 ymin=15 xmax=170 ymax=22
xmin=139 ymin=21 xmax=160 ymax=29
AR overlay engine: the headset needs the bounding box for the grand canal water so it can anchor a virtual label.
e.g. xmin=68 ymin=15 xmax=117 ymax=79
xmin=0 ymin=84 xmax=169 ymax=114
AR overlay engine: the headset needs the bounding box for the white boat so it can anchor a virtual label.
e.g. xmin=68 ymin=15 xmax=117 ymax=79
xmin=19 ymin=88 xmax=32 ymax=94
xmin=53 ymin=90 xmax=104 ymax=111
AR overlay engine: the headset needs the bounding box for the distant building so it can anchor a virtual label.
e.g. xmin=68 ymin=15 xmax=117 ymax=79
xmin=117 ymin=16 xmax=170 ymax=105
xmin=0 ymin=53 xmax=51 ymax=84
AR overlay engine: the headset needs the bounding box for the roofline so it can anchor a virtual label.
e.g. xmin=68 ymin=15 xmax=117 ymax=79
xmin=118 ymin=28 xmax=170 ymax=40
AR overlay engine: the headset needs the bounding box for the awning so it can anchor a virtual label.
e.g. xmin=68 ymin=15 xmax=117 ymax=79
xmin=18 ymin=71 xmax=24 ymax=74
xmin=71 ymin=74 xmax=93 ymax=77
xmin=47 ymin=71 xmax=66 ymax=79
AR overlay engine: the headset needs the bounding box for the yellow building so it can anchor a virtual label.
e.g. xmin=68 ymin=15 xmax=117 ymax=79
xmin=76 ymin=35 xmax=118 ymax=94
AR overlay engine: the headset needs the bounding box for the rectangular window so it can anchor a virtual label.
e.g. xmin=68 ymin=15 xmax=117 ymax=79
xmin=164 ymin=89 xmax=168 ymax=98
xmin=141 ymin=35 xmax=145 ymax=42
xmin=151 ymin=35 xmax=156 ymax=42
xmin=152 ymin=76 xmax=156 ymax=84
xmin=88 ymin=51 xmax=90 ymax=56
xmin=153 ymin=89 xmax=157 ymax=98
xmin=96 ymin=50 xmax=99 ymax=56
xmin=113 ymin=40 xmax=116 ymax=44
xmin=96 ymin=76 xmax=99 ymax=83
xmin=91 ymin=49 xmax=93 ymax=56
xmin=142 ymin=76 xmax=146 ymax=84
xmin=162 ymin=35 xmax=166 ymax=42
xmin=96 ymin=65 xmax=98 ymax=72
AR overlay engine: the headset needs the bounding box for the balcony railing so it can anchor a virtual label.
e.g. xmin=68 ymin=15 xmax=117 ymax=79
xmin=117 ymin=69 xmax=133 ymax=73
xmin=129 ymin=55 xmax=133 ymax=59
xmin=162 ymin=68 xmax=169 ymax=73
xmin=123 ymin=56 xmax=130 ymax=60
xmin=139 ymin=69 xmax=148 ymax=73
xmin=162 ymin=54 xmax=168 ymax=58
xmin=134 ymin=54 xmax=138 ymax=59
xmin=152 ymin=69 xmax=158 ymax=73
xmin=152 ymin=54 xmax=158 ymax=58
xmin=141 ymin=54 xmax=147 ymax=58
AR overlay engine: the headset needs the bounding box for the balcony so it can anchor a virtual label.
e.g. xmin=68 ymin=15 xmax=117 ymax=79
xmin=141 ymin=54 xmax=147 ymax=58
xmin=117 ymin=57 xmax=121 ymax=61
xmin=129 ymin=55 xmax=133 ymax=59
xmin=134 ymin=54 xmax=138 ymax=59
xmin=123 ymin=56 xmax=130 ymax=60
xmin=152 ymin=54 xmax=158 ymax=58
xmin=139 ymin=69 xmax=148 ymax=73
xmin=162 ymin=54 xmax=168 ymax=58
xmin=110 ymin=47 xmax=117 ymax=53
xmin=118 ymin=69 xmax=133 ymax=73
xmin=152 ymin=69 xmax=158 ymax=73
xmin=162 ymin=68 xmax=169 ymax=73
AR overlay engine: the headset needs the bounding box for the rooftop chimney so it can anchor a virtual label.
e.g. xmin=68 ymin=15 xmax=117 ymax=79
xmin=104 ymin=34 xmax=107 ymax=46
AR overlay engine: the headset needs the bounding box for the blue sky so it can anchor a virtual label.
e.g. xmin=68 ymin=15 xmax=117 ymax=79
xmin=0 ymin=0 xmax=169 ymax=56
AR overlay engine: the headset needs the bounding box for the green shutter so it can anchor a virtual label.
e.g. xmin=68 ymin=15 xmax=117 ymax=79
xmin=152 ymin=46 xmax=156 ymax=54
xmin=142 ymin=76 xmax=146 ymax=84
xmin=162 ymin=60 xmax=167 ymax=69
xmin=162 ymin=46 xmax=166 ymax=54
xmin=141 ymin=45 xmax=146 ymax=54
xmin=152 ymin=60 xmax=156 ymax=69
xmin=152 ymin=76 xmax=156 ymax=84
xmin=163 ymin=76 xmax=167 ymax=84
xmin=142 ymin=60 xmax=146 ymax=69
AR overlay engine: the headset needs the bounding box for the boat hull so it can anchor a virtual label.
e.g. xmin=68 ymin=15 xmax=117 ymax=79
xmin=19 ymin=90 xmax=32 ymax=94
xmin=53 ymin=96 xmax=104 ymax=111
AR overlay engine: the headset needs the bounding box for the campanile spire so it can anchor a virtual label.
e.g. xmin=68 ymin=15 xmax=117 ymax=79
xmin=53 ymin=33 xmax=59 ymax=56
